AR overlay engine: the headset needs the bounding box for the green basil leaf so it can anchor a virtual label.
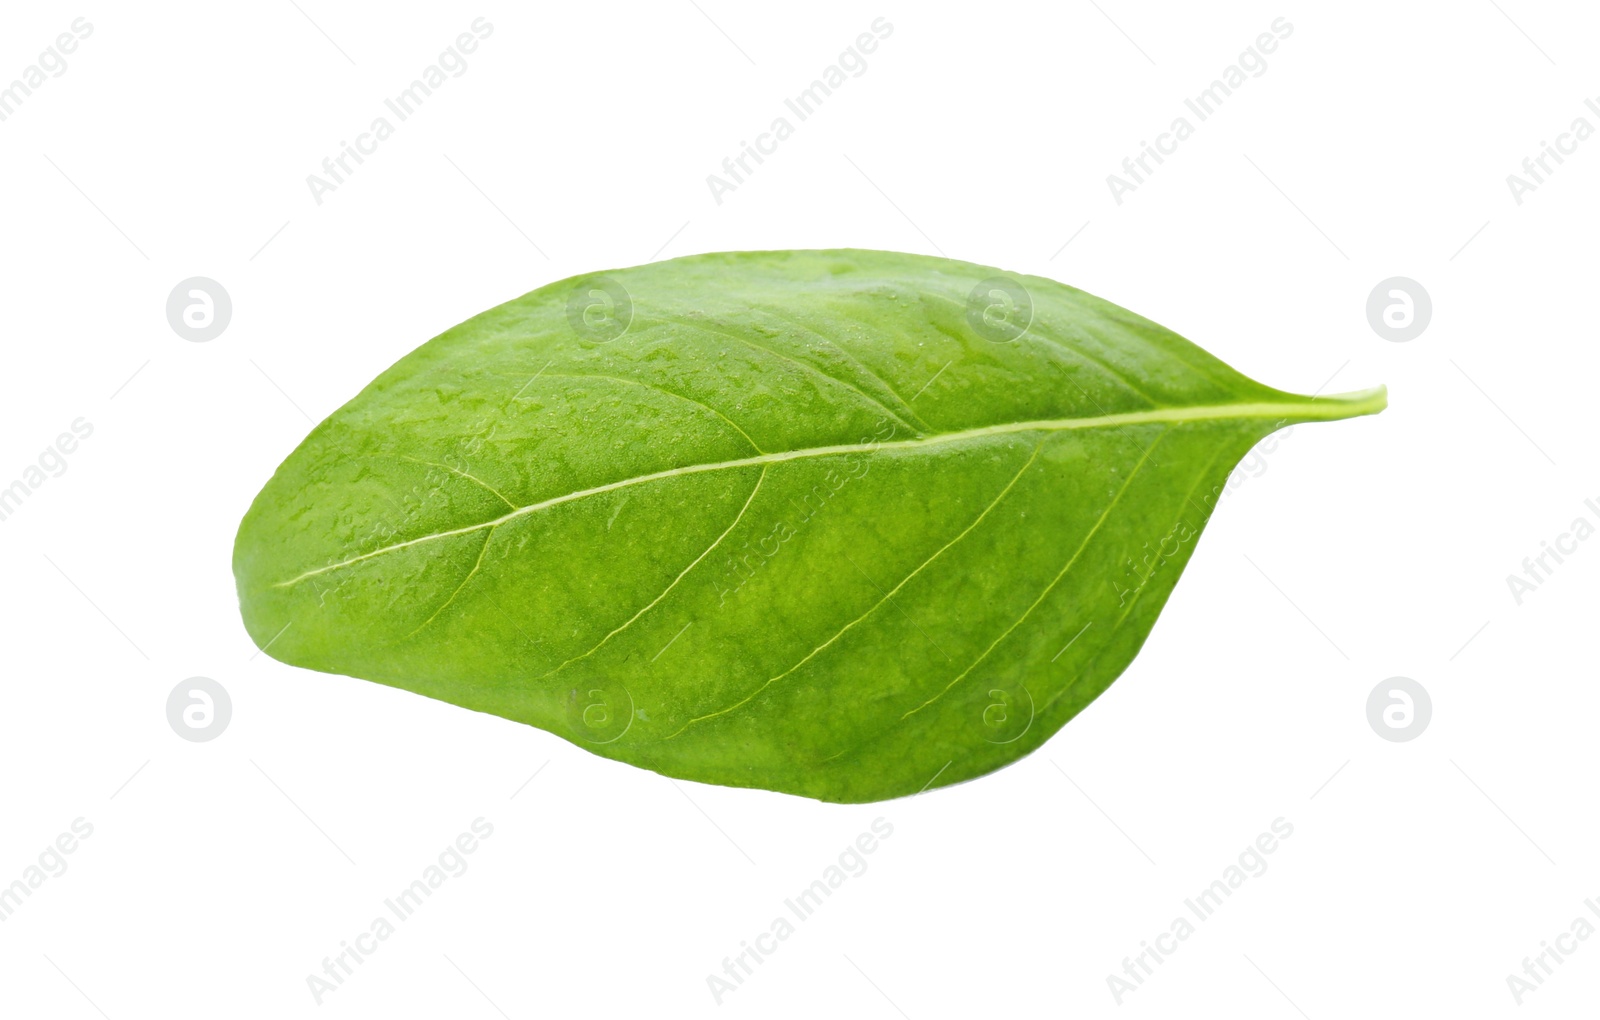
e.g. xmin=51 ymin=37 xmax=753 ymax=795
xmin=233 ymin=250 xmax=1384 ymax=802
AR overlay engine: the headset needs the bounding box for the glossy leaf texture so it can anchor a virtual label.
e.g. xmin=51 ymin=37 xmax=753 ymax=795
xmin=234 ymin=249 xmax=1384 ymax=803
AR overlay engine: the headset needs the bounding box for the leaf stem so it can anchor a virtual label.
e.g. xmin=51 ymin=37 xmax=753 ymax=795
xmin=1296 ymin=385 xmax=1388 ymax=421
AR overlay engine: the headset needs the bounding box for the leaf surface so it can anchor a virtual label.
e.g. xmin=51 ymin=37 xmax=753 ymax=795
xmin=233 ymin=249 xmax=1384 ymax=802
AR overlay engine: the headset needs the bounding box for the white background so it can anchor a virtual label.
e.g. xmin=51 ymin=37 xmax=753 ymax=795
xmin=1 ymin=1 xmax=1595 ymax=1016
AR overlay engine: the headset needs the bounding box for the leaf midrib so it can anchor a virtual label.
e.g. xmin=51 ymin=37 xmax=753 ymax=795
xmin=273 ymin=389 xmax=1384 ymax=587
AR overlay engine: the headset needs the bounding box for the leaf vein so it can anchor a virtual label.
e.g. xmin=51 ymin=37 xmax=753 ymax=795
xmin=898 ymin=432 xmax=1167 ymax=722
xmin=663 ymin=442 xmax=1043 ymax=739
xmin=270 ymin=391 xmax=1383 ymax=588
xmin=747 ymin=304 xmax=933 ymax=431
xmin=408 ymin=527 xmax=496 ymax=636
xmin=399 ymin=456 xmax=516 ymax=510
xmin=542 ymin=371 xmax=765 ymax=454
xmin=532 ymin=465 xmax=767 ymax=681
xmin=921 ymin=289 xmax=1165 ymax=407
xmin=1038 ymin=445 xmax=1226 ymax=717
xmin=649 ymin=312 xmax=919 ymax=435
